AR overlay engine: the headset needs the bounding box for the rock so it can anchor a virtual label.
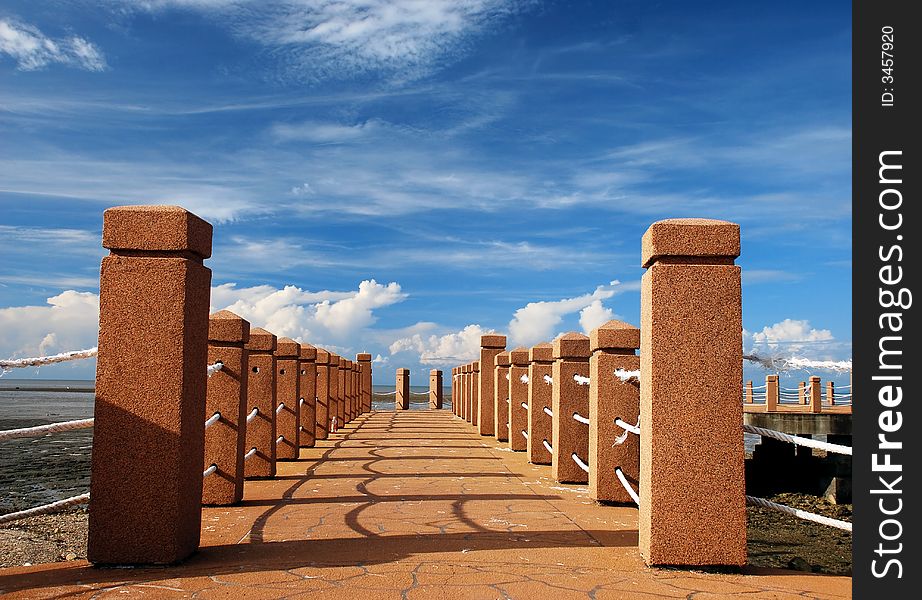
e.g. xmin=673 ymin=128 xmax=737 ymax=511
xmin=788 ymin=557 xmax=811 ymax=572
xmin=65 ymin=552 xmax=77 ymax=561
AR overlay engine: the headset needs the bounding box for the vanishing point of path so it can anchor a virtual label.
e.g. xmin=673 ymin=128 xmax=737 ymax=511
xmin=0 ymin=410 xmax=849 ymax=599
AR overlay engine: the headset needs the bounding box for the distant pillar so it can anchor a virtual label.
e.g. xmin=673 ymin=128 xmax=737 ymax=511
xmin=89 ymin=205 xmax=213 ymax=565
xmin=451 ymin=368 xmax=458 ymax=415
xmin=478 ymin=335 xmax=507 ymax=435
xmin=809 ymin=375 xmax=822 ymax=413
xmin=462 ymin=364 xmax=471 ymax=420
xmin=639 ymin=218 xmax=745 ymax=567
xmin=508 ymin=347 xmax=529 ymax=451
xmin=429 ymin=369 xmax=443 ymax=409
xmin=471 ymin=361 xmax=480 ymax=427
xmin=337 ymin=357 xmax=347 ymax=426
xmin=589 ymin=320 xmax=640 ymax=503
xmin=203 ymin=310 xmax=250 ymax=506
xmin=244 ymin=327 xmax=278 ymax=478
xmin=328 ymin=354 xmax=341 ymax=431
xmin=357 ymin=353 xmax=372 ymax=414
xmin=396 ymin=368 xmax=410 ymax=410
xmin=493 ymin=352 xmax=510 ymax=441
xmin=527 ymin=343 xmax=554 ymax=465
xmin=275 ymin=338 xmax=301 ymax=460
xmin=766 ymin=374 xmax=779 ymax=411
xmin=342 ymin=358 xmax=352 ymax=423
xmin=314 ymin=350 xmax=331 ymax=440
xmin=299 ymin=344 xmax=317 ymax=448
xmin=551 ymin=333 xmax=590 ymax=484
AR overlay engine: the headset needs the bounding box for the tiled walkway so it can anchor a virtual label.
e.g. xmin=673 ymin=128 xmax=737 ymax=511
xmin=0 ymin=410 xmax=850 ymax=599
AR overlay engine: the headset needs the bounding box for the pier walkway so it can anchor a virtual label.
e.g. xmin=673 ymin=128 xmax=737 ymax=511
xmin=1 ymin=410 xmax=848 ymax=599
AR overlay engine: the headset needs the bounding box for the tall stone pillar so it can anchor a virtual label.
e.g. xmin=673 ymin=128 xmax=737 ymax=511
xmin=478 ymin=335 xmax=506 ymax=435
xmin=508 ymin=347 xmax=529 ymax=451
xmin=357 ymin=353 xmax=372 ymax=414
xmin=461 ymin=364 xmax=470 ymax=420
xmin=552 ymin=333 xmax=590 ymax=484
xmin=589 ymin=320 xmax=640 ymax=503
xmin=299 ymin=344 xmax=317 ymax=448
xmin=527 ymin=343 xmax=554 ymax=465
xmin=493 ymin=353 xmax=510 ymax=441
xmin=314 ymin=350 xmax=331 ymax=440
xmin=203 ymin=310 xmax=250 ymax=506
xmin=470 ymin=361 xmax=480 ymax=426
xmin=328 ymin=354 xmax=341 ymax=431
xmin=244 ymin=327 xmax=277 ymax=478
xmin=396 ymin=368 xmax=410 ymax=410
xmin=429 ymin=369 xmax=443 ymax=409
xmin=342 ymin=358 xmax=352 ymax=423
xmin=89 ymin=205 xmax=213 ymax=565
xmin=451 ymin=368 xmax=458 ymax=415
xmin=275 ymin=338 xmax=301 ymax=460
xmin=639 ymin=218 xmax=745 ymax=567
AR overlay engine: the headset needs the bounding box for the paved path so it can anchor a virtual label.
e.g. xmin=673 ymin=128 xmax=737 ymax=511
xmin=0 ymin=410 xmax=850 ymax=599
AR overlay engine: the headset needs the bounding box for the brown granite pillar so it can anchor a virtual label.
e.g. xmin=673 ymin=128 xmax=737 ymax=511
xmin=527 ymin=343 xmax=554 ymax=465
xmin=89 ymin=205 xmax=213 ymax=565
xmin=639 ymin=218 xmax=745 ymax=567
xmin=744 ymin=381 xmax=753 ymax=404
xmin=461 ymin=364 xmax=470 ymax=420
xmin=203 ymin=311 xmax=249 ymax=506
xmin=337 ymin=357 xmax=347 ymax=426
xmin=493 ymin=352 xmax=510 ymax=441
xmin=429 ymin=369 xmax=443 ymax=409
xmin=351 ymin=362 xmax=359 ymax=419
xmin=809 ymin=375 xmax=822 ymax=413
xmin=314 ymin=350 xmax=331 ymax=440
xmin=244 ymin=327 xmax=277 ymax=478
xmin=451 ymin=368 xmax=458 ymax=415
xmin=589 ymin=320 xmax=640 ymax=503
xmin=274 ymin=338 xmax=301 ymax=460
xmin=396 ymin=368 xmax=410 ymax=410
xmin=470 ymin=361 xmax=480 ymax=426
xmin=357 ymin=353 xmax=372 ymax=414
xmin=766 ymin=374 xmax=779 ymax=411
xmin=552 ymin=333 xmax=591 ymax=484
xmin=299 ymin=344 xmax=317 ymax=448
xmin=342 ymin=358 xmax=352 ymax=423
xmin=508 ymin=347 xmax=529 ymax=451
xmin=478 ymin=335 xmax=506 ymax=435
xmin=328 ymin=354 xmax=341 ymax=431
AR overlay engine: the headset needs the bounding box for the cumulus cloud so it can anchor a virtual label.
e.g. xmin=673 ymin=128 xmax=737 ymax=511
xmin=389 ymin=324 xmax=491 ymax=365
xmin=750 ymin=318 xmax=834 ymax=347
xmin=507 ymin=281 xmax=621 ymax=347
xmin=578 ymin=300 xmax=614 ymax=334
xmin=0 ymin=18 xmax=106 ymax=71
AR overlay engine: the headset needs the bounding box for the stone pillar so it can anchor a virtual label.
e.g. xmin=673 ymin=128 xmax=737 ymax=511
xmin=477 ymin=335 xmax=506 ymax=435
xmin=493 ymin=353 xmax=510 ymax=441
xmin=244 ymin=327 xmax=277 ymax=478
xmin=508 ymin=347 xmax=529 ymax=451
xmin=809 ymin=375 xmax=822 ymax=413
xmin=744 ymin=381 xmax=753 ymax=403
xmin=299 ymin=344 xmax=317 ymax=448
xmin=766 ymin=374 xmax=779 ymax=411
xmin=337 ymin=357 xmax=347 ymax=426
xmin=429 ymin=369 xmax=443 ymax=409
xmin=275 ymin=338 xmax=301 ymax=460
xmin=639 ymin=218 xmax=745 ymax=567
xmin=202 ymin=310 xmax=250 ymax=506
xmin=357 ymin=353 xmax=372 ymax=414
xmin=328 ymin=354 xmax=341 ymax=432
xmin=314 ymin=350 xmax=331 ymax=440
xmin=396 ymin=368 xmax=410 ymax=410
xmin=589 ymin=320 xmax=640 ymax=503
xmin=552 ymin=333 xmax=590 ymax=484
xmin=342 ymin=358 xmax=352 ymax=423
xmin=351 ymin=362 xmax=359 ymax=419
xmin=462 ymin=364 xmax=471 ymax=420
xmin=470 ymin=361 xmax=480 ymax=427
xmin=451 ymin=368 xmax=458 ymax=415
xmin=527 ymin=343 xmax=554 ymax=465
xmin=89 ymin=205 xmax=213 ymax=565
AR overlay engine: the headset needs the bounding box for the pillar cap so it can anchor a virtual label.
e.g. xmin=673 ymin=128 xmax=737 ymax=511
xmin=245 ymin=327 xmax=277 ymax=352
xmin=480 ymin=334 xmax=506 ymax=349
xmin=339 ymin=357 xmax=348 ymax=367
xmin=356 ymin=353 xmax=372 ymax=362
xmin=315 ymin=349 xmax=330 ymax=364
xmin=430 ymin=369 xmax=441 ymax=375
xmin=461 ymin=364 xmax=470 ymax=373
xmin=529 ymin=342 xmax=554 ymax=363
xmin=103 ymin=205 xmax=213 ymax=259
xmin=208 ymin=310 xmax=250 ymax=343
xmin=553 ymin=332 xmax=590 ymax=359
xmin=472 ymin=361 xmax=480 ymax=372
xmin=397 ymin=368 xmax=410 ymax=375
xmin=509 ymin=347 xmax=529 ymax=366
xmin=641 ymin=218 xmax=740 ymax=268
xmin=495 ymin=352 xmax=510 ymax=367
xmin=590 ymin=320 xmax=640 ymax=352
xmin=275 ymin=337 xmax=300 ymax=358
xmin=299 ymin=343 xmax=317 ymax=361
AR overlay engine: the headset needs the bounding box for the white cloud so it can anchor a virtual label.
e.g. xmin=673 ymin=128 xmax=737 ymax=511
xmin=389 ymin=324 xmax=491 ymax=365
xmin=0 ymin=18 xmax=106 ymax=71
xmin=747 ymin=318 xmax=838 ymax=357
xmin=507 ymin=281 xmax=621 ymax=347
xmin=578 ymin=299 xmax=614 ymax=334
xmin=272 ymin=120 xmax=383 ymax=143
xmin=751 ymin=318 xmax=833 ymax=345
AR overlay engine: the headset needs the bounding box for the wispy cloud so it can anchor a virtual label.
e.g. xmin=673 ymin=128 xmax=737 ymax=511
xmin=0 ymin=18 xmax=106 ymax=71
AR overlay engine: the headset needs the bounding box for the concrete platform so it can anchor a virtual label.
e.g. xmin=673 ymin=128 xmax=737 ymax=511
xmin=0 ymin=410 xmax=850 ymax=599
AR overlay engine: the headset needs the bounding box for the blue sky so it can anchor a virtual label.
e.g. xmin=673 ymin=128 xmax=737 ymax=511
xmin=0 ymin=0 xmax=851 ymax=385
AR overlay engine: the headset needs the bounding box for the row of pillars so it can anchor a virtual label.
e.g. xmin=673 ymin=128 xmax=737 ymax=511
xmin=744 ymin=375 xmax=851 ymax=411
xmin=451 ymin=218 xmax=746 ymax=567
xmin=393 ymin=368 xmax=444 ymax=410
xmin=86 ymin=205 xmax=373 ymax=565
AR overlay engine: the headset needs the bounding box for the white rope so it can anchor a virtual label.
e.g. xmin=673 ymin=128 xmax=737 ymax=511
xmin=276 ymin=403 xmax=286 ymax=414
xmin=571 ymin=453 xmax=589 ymax=473
xmin=542 ymin=439 xmax=553 ymax=454
xmin=521 ymin=402 xmax=529 ymax=410
xmin=615 ymin=467 xmax=640 ymax=505
xmin=521 ymin=429 xmax=528 ymax=439
xmin=505 ymin=397 xmax=510 ymax=404
xmin=615 ymin=417 xmax=640 ymax=436
xmin=520 ymin=374 xmax=529 ymax=384
xmin=276 ymin=435 xmax=285 ymax=445
xmin=204 ymin=412 xmax=221 ymax=429
xmin=506 ymin=373 xmax=510 ymax=381
xmin=375 ymin=390 xmax=399 ymax=396
xmin=574 ymin=374 xmax=591 ymax=386
xmin=243 ymin=447 xmax=257 ymax=460
xmin=409 ymin=391 xmax=430 ymax=395
xmin=0 ymin=348 xmax=98 ymax=371
xmin=543 ymin=374 xmax=553 ymax=385
xmin=0 ymin=418 xmax=94 ymax=442
xmin=0 ymin=493 xmax=90 ymax=525
xmin=543 ymin=406 xmax=553 ymax=417
xmin=746 ymin=495 xmax=852 ymax=531
xmin=743 ymin=424 xmax=851 ymax=455
xmin=203 ymin=464 xmax=217 ymax=478
xmin=744 ymin=384 xmax=768 ymax=390
xmin=207 ymin=361 xmax=224 ymax=377
xmin=246 ymin=407 xmax=259 ymax=423
xmin=573 ymin=412 xmax=589 ymax=425
xmin=300 ymin=398 xmax=306 ymax=406
xmin=613 ymin=369 xmax=640 ymax=384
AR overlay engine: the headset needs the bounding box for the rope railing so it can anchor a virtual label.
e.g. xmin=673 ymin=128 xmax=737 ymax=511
xmin=0 ymin=493 xmax=90 ymax=525
xmin=520 ymin=374 xmax=529 ymax=384
xmin=543 ymin=406 xmax=553 ymax=417
xmin=243 ymin=447 xmax=257 ymax=460
xmin=615 ymin=467 xmax=640 ymax=505
xmin=0 ymin=347 xmax=98 ymax=372
xmin=204 ymin=412 xmax=221 ymax=429
xmin=246 ymin=407 xmax=259 ymax=423
xmin=572 ymin=412 xmax=589 ymax=425
xmin=275 ymin=403 xmax=286 ymax=414
xmin=746 ymin=495 xmax=852 ymax=531
xmin=542 ymin=438 xmax=553 ymax=454
xmin=572 ymin=453 xmax=589 ymax=473
xmin=206 ymin=361 xmax=224 ymax=377
xmin=0 ymin=418 xmax=94 ymax=442
xmin=743 ymin=424 xmax=852 ymax=455
xmin=275 ymin=435 xmax=285 ymax=445
xmin=615 ymin=417 xmax=640 ymax=435
xmin=614 ymin=369 xmax=640 ymax=384
xmin=203 ymin=464 xmax=217 ymax=478
xmin=409 ymin=391 xmax=430 ymax=395
xmin=521 ymin=402 xmax=529 ymax=410
xmin=574 ymin=374 xmax=591 ymax=386
xmin=521 ymin=429 xmax=528 ymax=439
xmin=543 ymin=374 xmax=553 ymax=385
